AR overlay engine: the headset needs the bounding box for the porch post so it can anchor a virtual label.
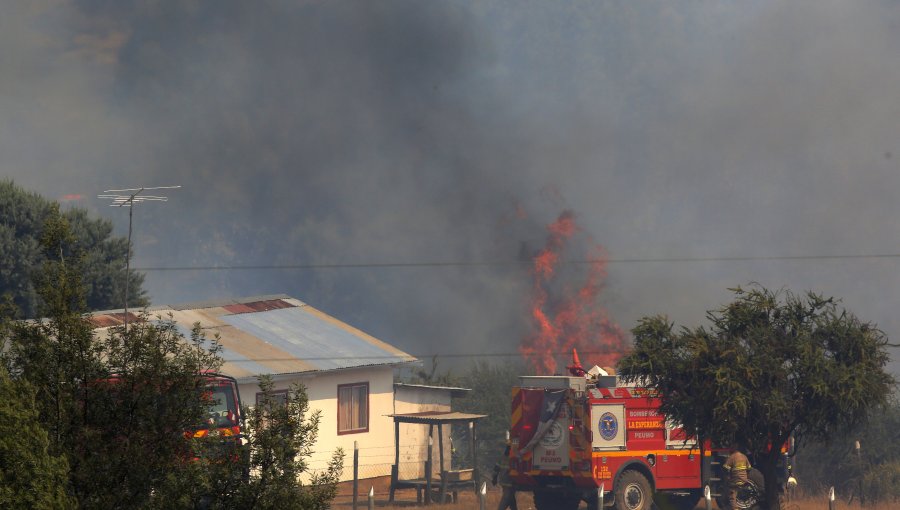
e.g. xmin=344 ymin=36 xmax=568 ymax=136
xmin=389 ymin=419 xmax=400 ymax=502
xmin=438 ymin=422 xmax=446 ymax=503
xmin=470 ymin=421 xmax=478 ymax=491
xmin=426 ymin=424 xmax=434 ymax=506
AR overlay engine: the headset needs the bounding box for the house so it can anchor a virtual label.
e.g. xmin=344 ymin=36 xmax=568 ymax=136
xmin=87 ymin=294 xmax=473 ymax=483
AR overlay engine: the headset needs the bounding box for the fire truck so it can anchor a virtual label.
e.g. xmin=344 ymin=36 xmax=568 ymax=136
xmin=187 ymin=372 xmax=247 ymax=469
xmin=91 ymin=371 xmax=244 ymax=454
xmin=191 ymin=372 xmax=244 ymax=442
xmin=508 ymin=363 xmax=774 ymax=510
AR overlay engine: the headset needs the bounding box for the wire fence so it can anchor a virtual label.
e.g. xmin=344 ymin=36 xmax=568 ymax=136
xmin=323 ymin=470 xmax=897 ymax=509
xmin=307 ymin=443 xmax=445 ymax=482
xmin=308 ymin=441 xmax=488 ymax=508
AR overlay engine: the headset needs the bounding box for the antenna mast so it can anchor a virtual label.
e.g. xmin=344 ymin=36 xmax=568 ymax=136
xmin=98 ymin=185 xmax=180 ymax=332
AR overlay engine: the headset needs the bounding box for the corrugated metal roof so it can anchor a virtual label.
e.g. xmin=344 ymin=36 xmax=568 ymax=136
xmin=387 ymin=411 xmax=488 ymax=424
xmin=394 ymin=383 xmax=472 ymax=398
xmin=88 ymin=296 xmax=417 ymax=380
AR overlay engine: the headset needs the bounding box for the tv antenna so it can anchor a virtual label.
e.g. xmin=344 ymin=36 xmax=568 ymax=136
xmin=98 ymin=185 xmax=180 ymax=331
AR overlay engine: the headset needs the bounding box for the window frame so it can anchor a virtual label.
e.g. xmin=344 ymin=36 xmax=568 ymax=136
xmin=337 ymin=382 xmax=369 ymax=435
xmin=256 ymin=389 xmax=289 ymax=409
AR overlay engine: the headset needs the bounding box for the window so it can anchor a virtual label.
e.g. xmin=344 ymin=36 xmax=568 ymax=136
xmin=199 ymin=383 xmax=239 ymax=428
xmin=256 ymin=389 xmax=288 ymax=408
xmin=338 ymin=382 xmax=368 ymax=434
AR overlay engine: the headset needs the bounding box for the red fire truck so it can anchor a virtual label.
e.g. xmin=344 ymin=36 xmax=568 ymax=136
xmin=508 ymin=370 xmax=773 ymax=510
xmin=91 ymin=371 xmax=244 ymax=452
xmin=191 ymin=372 xmax=244 ymax=442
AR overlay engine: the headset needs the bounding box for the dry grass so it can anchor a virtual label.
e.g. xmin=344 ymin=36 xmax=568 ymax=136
xmin=332 ymin=486 xmax=897 ymax=510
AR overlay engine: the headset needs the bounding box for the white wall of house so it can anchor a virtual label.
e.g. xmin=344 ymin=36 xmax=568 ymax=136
xmin=237 ymin=366 xmax=397 ymax=482
xmin=393 ymin=385 xmax=455 ymax=480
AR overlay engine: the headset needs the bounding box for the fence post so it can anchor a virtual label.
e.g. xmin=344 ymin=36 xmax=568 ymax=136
xmin=596 ymin=483 xmax=604 ymax=510
xmin=368 ymin=486 xmax=375 ymax=510
xmin=829 ymin=486 xmax=835 ymax=510
xmin=479 ymin=481 xmax=487 ymax=510
xmin=425 ymin=436 xmax=433 ymax=506
xmin=353 ymin=441 xmax=359 ymax=510
xmin=704 ymin=485 xmax=712 ymax=510
xmin=855 ymin=440 xmax=863 ymax=505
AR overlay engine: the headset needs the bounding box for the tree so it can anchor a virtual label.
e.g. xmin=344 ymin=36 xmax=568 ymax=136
xmin=7 ymin=211 xmax=106 ymax=461
xmin=0 ymin=362 xmax=75 ymax=509
xmin=74 ymin=320 xmax=225 ymax=509
xmin=3 ymin=211 xmax=344 ymax=509
xmin=4 ymin=212 xmax=222 ymax=509
xmin=192 ymin=375 xmax=343 ymax=510
xmin=0 ymin=179 xmax=147 ymax=317
xmin=617 ymin=285 xmax=896 ymax=510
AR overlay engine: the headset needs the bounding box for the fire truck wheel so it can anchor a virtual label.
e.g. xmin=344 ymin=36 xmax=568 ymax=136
xmin=614 ymin=470 xmax=652 ymax=510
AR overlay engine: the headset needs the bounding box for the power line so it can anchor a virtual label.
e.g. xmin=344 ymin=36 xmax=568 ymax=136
xmin=222 ymin=351 xmax=616 ymax=363
xmin=219 ymin=344 xmax=900 ymax=363
xmin=132 ymin=252 xmax=900 ymax=272
xmin=218 ymin=350 xmax=628 ymax=363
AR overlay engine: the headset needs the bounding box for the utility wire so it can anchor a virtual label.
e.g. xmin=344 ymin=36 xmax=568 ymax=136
xmin=220 ymin=350 xmax=629 ymax=363
xmin=219 ymin=343 xmax=900 ymax=363
xmin=132 ymin=252 xmax=900 ymax=272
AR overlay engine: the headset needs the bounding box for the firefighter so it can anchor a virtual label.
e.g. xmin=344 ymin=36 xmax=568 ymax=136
xmin=723 ymin=444 xmax=751 ymax=509
xmin=492 ymin=441 xmax=517 ymax=510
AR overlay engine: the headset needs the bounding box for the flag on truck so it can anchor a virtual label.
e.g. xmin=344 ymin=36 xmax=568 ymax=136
xmin=520 ymin=389 xmax=566 ymax=455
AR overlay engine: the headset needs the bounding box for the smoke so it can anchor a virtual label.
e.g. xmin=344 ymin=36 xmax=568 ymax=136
xmin=2 ymin=2 xmax=899 ymax=375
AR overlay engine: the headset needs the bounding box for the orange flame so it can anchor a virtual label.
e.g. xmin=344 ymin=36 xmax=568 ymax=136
xmin=520 ymin=210 xmax=627 ymax=374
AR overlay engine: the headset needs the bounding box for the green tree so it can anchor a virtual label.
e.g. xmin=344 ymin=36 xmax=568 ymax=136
xmin=4 ymin=212 xmax=344 ymax=509
xmin=0 ymin=179 xmax=147 ymax=317
xmin=8 ymin=211 xmax=106 ymax=458
xmin=75 ymin=320 xmax=224 ymax=509
xmin=618 ymin=285 xmax=895 ymax=510
xmin=193 ymin=375 xmax=343 ymax=510
xmin=0 ymin=363 xmax=75 ymax=509
xmin=5 ymin=213 xmax=222 ymax=509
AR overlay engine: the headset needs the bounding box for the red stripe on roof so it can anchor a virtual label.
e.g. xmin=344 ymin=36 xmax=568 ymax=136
xmin=87 ymin=312 xmax=143 ymax=328
xmin=223 ymin=299 xmax=296 ymax=314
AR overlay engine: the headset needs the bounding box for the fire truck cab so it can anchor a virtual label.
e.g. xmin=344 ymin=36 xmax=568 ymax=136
xmin=193 ymin=373 xmax=244 ymax=440
xmin=509 ymin=373 xmax=766 ymax=510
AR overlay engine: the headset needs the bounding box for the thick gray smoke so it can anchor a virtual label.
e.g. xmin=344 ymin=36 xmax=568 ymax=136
xmin=2 ymin=2 xmax=899 ymax=375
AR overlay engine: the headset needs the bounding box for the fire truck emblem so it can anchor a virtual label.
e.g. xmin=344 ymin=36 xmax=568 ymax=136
xmin=599 ymin=412 xmax=618 ymax=441
xmin=540 ymin=421 xmax=563 ymax=448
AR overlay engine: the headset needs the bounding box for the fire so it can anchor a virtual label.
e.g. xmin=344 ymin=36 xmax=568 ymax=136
xmin=520 ymin=210 xmax=627 ymax=374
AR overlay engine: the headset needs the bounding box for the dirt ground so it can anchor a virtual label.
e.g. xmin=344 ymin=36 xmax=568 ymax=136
xmin=332 ymin=485 xmax=896 ymax=510
xmin=331 ymin=477 xmax=896 ymax=509
xmin=331 ymin=484 xmax=519 ymax=509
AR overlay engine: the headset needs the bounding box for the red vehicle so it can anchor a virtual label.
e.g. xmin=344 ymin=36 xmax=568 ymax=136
xmin=187 ymin=373 xmax=247 ymax=472
xmin=89 ymin=371 xmax=244 ymax=451
xmin=191 ymin=373 xmax=244 ymax=443
xmin=508 ymin=365 xmax=779 ymax=510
